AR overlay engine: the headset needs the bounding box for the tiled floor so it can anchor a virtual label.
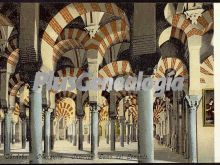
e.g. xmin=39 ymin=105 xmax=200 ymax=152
xmin=0 ymin=139 xmax=188 ymax=163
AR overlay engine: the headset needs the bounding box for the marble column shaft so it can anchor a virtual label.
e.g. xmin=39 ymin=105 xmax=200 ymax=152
xmin=44 ymin=110 xmax=51 ymax=157
xmin=78 ymin=116 xmax=83 ymax=150
xmin=138 ymin=89 xmax=154 ymax=163
xmin=30 ymin=87 xmax=43 ymax=164
xmin=4 ymin=110 xmax=11 ymax=156
xmin=91 ymin=103 xmax=98 ymax=159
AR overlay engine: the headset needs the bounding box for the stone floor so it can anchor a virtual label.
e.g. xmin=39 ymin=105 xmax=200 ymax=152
xmin=0 ymin=139 xmax=189 ymax=163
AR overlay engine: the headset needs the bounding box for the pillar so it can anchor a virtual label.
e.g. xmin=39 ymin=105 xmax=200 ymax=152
xmin=105 ymin=121 xmax=109 ymax=144
xmin=130 ymin=123 xmax=134 ymax=142
xmin=78 ymin=116 xmax=83 ymax=150
xmin=30 ymin=86 xmax=43 ymax=164
xmin=4 ymin=109 xmax=11 ymax=156
xmin=110 ymin=117 xmax=116 ymax=151
xmin=138 ymin=88 xmax=154 ymax=163
xmin=108 ymin=90 xmax=117 ymax=150
xmin=133 ymin=123 xmax=137 ymax=142
xmin=119 ymin=117 xmax=125 ymax=147
xmin=185 ymin=95 xmax=201 ymax=163
xmin=56 ymin=120 xmax=60 ymax=140
xmin=72 ymin=121 xmax=77 ymax=146
xmin=126 ymin=121 xmax=130 ymax=144
xmin=12 ymin=122 xmax=16 ymax=144
xmin=165 ymin=98 xmax=171 ymax=147
xmin=44 ymin=109 xmax=52 ymax=157
xmin=178 ymin=94 xmax=183 ymax=154
xmin=67 ymin=126 xmax=71 ymax=142
xmin=50 ymin=111 xmax=55 ymax=151
xmin=0 ymin=120 xmax=2 ymax=148
xmin=87 ymin=123 xmax=90 ymax=144
xmin=90 ymin=102 xmax=98 ymax=159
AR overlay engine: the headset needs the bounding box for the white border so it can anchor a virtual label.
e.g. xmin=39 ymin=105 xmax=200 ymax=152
xmin=214 ymin=3 xmax=220 ymax=163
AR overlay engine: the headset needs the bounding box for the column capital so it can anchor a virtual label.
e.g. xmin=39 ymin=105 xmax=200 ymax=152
xmin=119 ymin=116 xmax=125 ymax=122
xmin=89 ymin=102 xmax=98 ymax=113
xmin=19 ymin=112 xmax=27 ymax=120
xmin=184 ymin=95 xmax=202 ymax=110
xmin=3 ymin=108 xmax=12 ymax=114
xmin=45 ymin=108 xmax=53 ymax=113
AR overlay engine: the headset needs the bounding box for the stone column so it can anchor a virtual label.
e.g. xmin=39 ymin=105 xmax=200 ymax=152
xmin=138 ymin=88 xmax=154 ymax=163
xmin=165 ymin=98 xmax=171 ymax=147
xmin=109 ymin=91 xmax=117 ymax=150
xmin=29 ymin=86 xmax=43 ymax=164
xmin=76 ymin=90 xmax=84 ymax=150
xmin=178 ymin=93 xmax=183 ymax=154
xmin=78 ymin=116 xmax=83 ymax=150
xmin=131 ymin=122 xmax=135 ymax=142
xmin=87 ymin=123 xmax=90 ymax=144
xmin=0 ymin=120 xmax=2 ymax=148
xmin=126 ymin=121 xmax=130 ymax=144
xmin=12 ymin=122 xmax=16 ymax=144
xmin=17 ymin=120 xmax=22 ymax=143
xmin=4 ymin=109 xmax=12 ymax=156
xmin=119 ymin=117 xmax=125 ymax=147
xmin=133 ymin=123 xmax=137 ymax=142
xmin=90 ymin=102 xmax=98 ymax=159
xmin=56 ymin=120 xmax=60 ymax=140
xmin=67 ymin=126 xmax=71 ymax=142
xmin=185 ymin=95 xmax=201 ymax=163
xmin=72 ymin=121 xmax=77 ymax=146
xmin=44 ymin=109 xmax=52 ymax=157
xmin=105 ymin=121 xmax=110 ymax=144
xmin=110 ymin=117 xmax=116 ymax=151
xmin=50 ymin=111 xmax=55 ymax=151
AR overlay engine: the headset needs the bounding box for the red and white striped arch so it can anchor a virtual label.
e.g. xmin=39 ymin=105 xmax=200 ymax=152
xmin=41 ymin=3 xmax=129 ymax=71
xmin=116 ymin=91 xmax=137 ymax=106
xmin=53 ymin=39 xmax=84 ymax=63
xmin=154 ymin=57 xmax=188 ymax=83
xmin=57 ymin=67 xmax=84 ymax=78
xmin=5 ymin=34 xmax=19 ymax=73
xmin=85 ymin=19 xmax=130 ymax=64
xmin=55 ymin=91 xmax=77 ymax=103
xmin=98 ymin=60 xmax=132 ymax=78
xmin=14 ymin=103 xmax=20 ymax=116
xmin=171 ymin=9 xmax=213 ymax=38
xmin=128 ymin=106 xmax=138 ymax=122
xmin=57 ymin=28 xmax=90 ymax=44
xmin=200 ymin=55 xmax=213 ymax=84
xmin=153 ymin=98 xmax=166 ymax=124
xmin=8 ymin=74 xmax=25 ymax=96
xmin=159 ymin=26 xmax=188 ymax=48
xmin=55 ymin=101 xmax=74 ymax=120
xmin=99 ymin=98 xmax=108 ymax=121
